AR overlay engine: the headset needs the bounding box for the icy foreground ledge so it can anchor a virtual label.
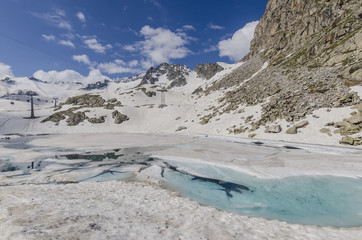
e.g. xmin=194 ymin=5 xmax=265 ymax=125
xmin=1 ymin=133 xmax=362 ymax=239
xmin=1 ymin=181 xmax=362 ymax=240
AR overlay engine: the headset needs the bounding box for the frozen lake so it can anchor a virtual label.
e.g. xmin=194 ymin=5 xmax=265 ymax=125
xmin=1 ymin=133 xmax=362 ymax=228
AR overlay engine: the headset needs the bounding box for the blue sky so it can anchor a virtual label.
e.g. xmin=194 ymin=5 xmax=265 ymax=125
xmin=0 ymin=0 xmax=268 ymax=82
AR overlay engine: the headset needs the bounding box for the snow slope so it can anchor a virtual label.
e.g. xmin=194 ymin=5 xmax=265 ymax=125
xmin=0 ymin=60 xmax=361 ymax=147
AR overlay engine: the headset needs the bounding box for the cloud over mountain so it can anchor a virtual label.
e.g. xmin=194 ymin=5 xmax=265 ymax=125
xmin=218 ymin=21 xmax=259 ymax=62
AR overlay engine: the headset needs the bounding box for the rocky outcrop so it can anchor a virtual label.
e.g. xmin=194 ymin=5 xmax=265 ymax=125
xmin=41 ymin=112 xmax=66 ymax=125
xmin=82 ymin=80 xmax=110 ymax=90
xmin=41 ymin=107 xmax=82 ymax=125
xmin=64 ymin=94 xmax=106 ymax=107
xmin=340 ymin=136 xmax=362 ymax=145
xmin=112 ymin=110 xmax=129 ymax=124
xmin=140 ymin=62 xmax=191 ymax=88
xmin=66 ymin=111 xmax=87 ymax=126
xmin=176 ymin=126 xmax=187 ymax=132
xmin=1 ymin=77 xmax=15 ymax=85
xmin=42 ymin=95 xmax=122 ymax=126
xmin=140 ymin=88 xmax=156 ymax=97
xmin=194 ymin=62 xmax=224 ymax=80
xmin=202 ymin=0 xmax=361 ymax=134
xmin=27 ymin=77 xmax=44 ymax=83
xmin=250 ymin=0 xmax=361 ymax=81
xmin=88 ymin=116 xmax=106 ymax=124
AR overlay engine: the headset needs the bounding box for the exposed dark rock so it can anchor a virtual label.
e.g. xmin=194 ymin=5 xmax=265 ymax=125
xmin=64 ymin=94 xmax=106 ymax=107
xmin=140 ymin=88 xmax=156 ymax=97
xmin=176 ymin=126 xmax=187 ymax=132
xmin=16 ymin=90 xmax=38 ymax=96
xmin=82 ymin=80 xmax=110 ymax=90
xmin=66 ymin=111 xmax=87 ymax=126
xmin=194 ymin=62 xmax=224 ymax=80
xmin=140 ymin=62 xmax=191 ymax=88
xmin=112 ymin=110 xmax=129 ymax=124
xmin=1 ymin=77 xmax=15 ymax=85
xmin=41 ymin=112 xmax=66 ymax=124
xmin=192 ymin=86 xmax=203 ymax=95
xmin=248 ymin=133 xmax=257 ymax=138
xmin=27 ymin=77 xmax=44 ymax=83
xmin=88 ymin=116 xmax=106 ymax=124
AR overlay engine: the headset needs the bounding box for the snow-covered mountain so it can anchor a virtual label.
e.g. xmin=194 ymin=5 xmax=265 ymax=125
xmin=0 ymin=61 xmax=226 ymax=101
xmin=0 ymin=76 xmax=83 ymax=101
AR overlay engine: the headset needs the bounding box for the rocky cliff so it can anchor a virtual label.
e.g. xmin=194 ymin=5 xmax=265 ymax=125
xmin=202 ymin=0 xmax=362 ymax=145
xmin=250 ymin=0 xmax=361 ymax=81
xmin=140 ymin=62 xmax=191 ymax=88
xmin=194 ymin=63 xmax=224 ymax=80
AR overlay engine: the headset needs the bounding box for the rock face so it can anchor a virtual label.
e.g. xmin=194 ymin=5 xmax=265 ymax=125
xmin=112 ymin=110 xmax=129 ymax=124
xmin=250 ymin=0 xmax=361 ymax=81
xmin=140 ymin=63 xmax=191 ymax=88
xmin=1 ymin=77 xmax=15 ymax=85
xmin=64 ymin=94 xmax=106 ymax=107
xmin=194 ymin=63 xmax=224 ymax=80
xmin=203 ymin=0 xmax=361 ymax=132
xmin=27 ymin=77 xmax=44 ymax=83
xmin=82 ymin=80 xmax=110 ymax=90
xmin=67 ymin=111 xmax=87 ymax=126
xmin=88 ymin=116 xmax=106 ymax=124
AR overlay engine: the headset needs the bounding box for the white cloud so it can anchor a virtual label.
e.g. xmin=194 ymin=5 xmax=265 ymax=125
xmin=0 ymin=62 xmax=14 ymax=79
xmin=124 ymin=45 xmax=136 ymax=51
xmin=42 ymin=34 xmax=56 ymax=41
xmin=84 ymin=38 xmax=112 ymax=54
xmin=218 ymin=21 xmax=259 ymax=62
xmin=181 ymin=25 xmax=195 ymax=31
xmin=97 ymin=59 xmax=142 ymax=75
xmin=76 ymin=12 xmax=86 ymax=23
xmin=72 ymin=54 xmax=91 ymax=65
xmin=202 ymin=45 xmax=218 ymax=53
xmin=33 ymin=69 xmax=108 ymax=84
xmin=208 ymin=24 xmax=224 ymax=30
xmin=58 ymin=40 xmax=75 ymax=48
xmin=129 ymin=60 xmax=139 ymax=67
xmin=124 ymin=25 xmax=191 ymax=67
xmin=31 ymin=9 xmax=72 ymax=31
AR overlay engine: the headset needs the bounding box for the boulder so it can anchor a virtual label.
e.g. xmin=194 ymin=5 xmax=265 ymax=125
xmin=339 ymin=136 xmax=362 ymax=146
xmin=112 ymin=110 xmax=129 ymax=124
xmin=265 ymin=125 xmax=282 ymax=133
xmin=176 ymin=126 xmax=187 ymax=132
xmin=294 ymin=120 xmax=309 ymax=128
xmin=340 ymin=136 xmax=354 ymax=145
xmin=248 ymin=133 xmax=257 ymax=138
xmin=346 ymin=113 xmax=362 ymax=125
xmin=286 ymin=121 xmax=309 ymax=134
xmin=286 ymin=127 xmax=297 ymax=134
